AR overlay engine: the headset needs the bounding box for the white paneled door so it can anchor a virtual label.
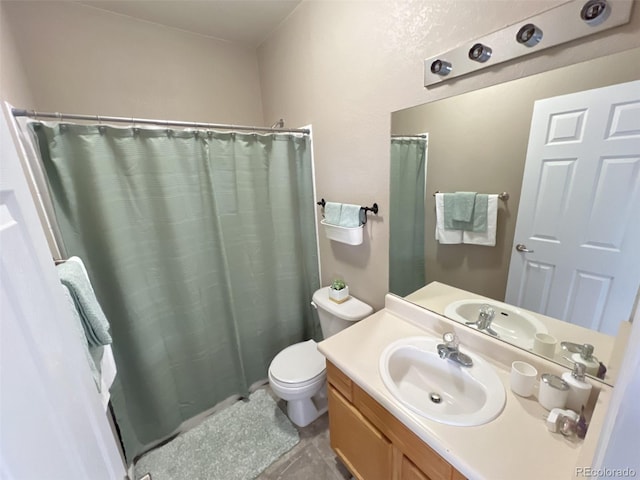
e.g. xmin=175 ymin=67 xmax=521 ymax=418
xmin=506 ymin=80 xmax=640 ymax=336
xmin=0 ymin=109 xmax=125 ymax=479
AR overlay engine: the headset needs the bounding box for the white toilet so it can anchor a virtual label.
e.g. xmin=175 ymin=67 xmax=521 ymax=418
xmin=268 ymin=286 xmax=373 ymax=427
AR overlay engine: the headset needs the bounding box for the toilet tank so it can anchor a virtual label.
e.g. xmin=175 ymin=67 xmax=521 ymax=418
xmin=312 ymin=287 xmax=374 ymax=339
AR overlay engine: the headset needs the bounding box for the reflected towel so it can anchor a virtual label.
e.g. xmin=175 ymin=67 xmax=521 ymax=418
xmin=463 ymin=195 xmax=498 ymax=246
xmin=444 ymin=193 xmax=488 ymax=232
xmin=435 ymin=194 xmax=463 ymax=244
xmin=444 ymin=192 xmax=477 ymax=222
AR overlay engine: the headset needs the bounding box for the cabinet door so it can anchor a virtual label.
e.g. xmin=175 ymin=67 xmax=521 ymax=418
xmin=328 ymin=386 xmax=392 ymax=480
xmin=353 ymin=383 xmax=453 ymax=480
xmin=451 ymin=470 xmax=467 ymax=480
xmin=401 ymin=456 xmax=467 ymax=480
xmin=401 ymin=455 xmax=430 ymax=480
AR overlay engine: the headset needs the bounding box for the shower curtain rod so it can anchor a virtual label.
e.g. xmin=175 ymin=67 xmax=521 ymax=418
xmin=391 ymin=134 xmax=427 ymax=138
xmin=11 ymin=108 xmax=310 ymax=135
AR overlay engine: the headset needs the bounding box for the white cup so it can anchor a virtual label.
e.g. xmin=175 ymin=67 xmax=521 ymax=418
xmin=510 ymin=361 xmax=538 ymax=397
xmin=533 ymin=333 xmax=557 ymax=358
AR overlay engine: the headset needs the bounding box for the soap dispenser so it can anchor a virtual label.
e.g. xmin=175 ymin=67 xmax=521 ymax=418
xmin=571 ymin=344 xmax=599 ymax=376
xmin=562 ymin=362 xmax=592 ymax=412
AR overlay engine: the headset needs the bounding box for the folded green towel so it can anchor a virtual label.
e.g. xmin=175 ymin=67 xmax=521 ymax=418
xmin=444 ymin=193 xmax=488 ymax=232
xmin=57 ymin=259 xmax=112 ymax=347
xmin=469 ymin=194 xmax=488 ymax=232
xmin=339 ymin=203 xmax=363 ymax=228
xmin=61 ymin=284 xmax=102 ymax=388
xmin=448 ymin=192 xmax=477 ymax=222
xmin=324 ymin=202 xmax=342 ymax=225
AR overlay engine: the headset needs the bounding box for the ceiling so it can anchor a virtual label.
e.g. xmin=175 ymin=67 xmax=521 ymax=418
xmin=78 ymin=0 xmax=303 ymax=46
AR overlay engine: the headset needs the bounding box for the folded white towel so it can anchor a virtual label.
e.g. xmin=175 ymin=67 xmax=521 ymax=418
xmin=435 ymin=193 xmax=463 ymax=244
xmin=463 ymin=195 xmax=498 ymax=246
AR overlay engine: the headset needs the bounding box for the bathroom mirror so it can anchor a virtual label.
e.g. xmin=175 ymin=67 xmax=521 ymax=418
xmin=389 ymin=47 xmax=640 ymax=386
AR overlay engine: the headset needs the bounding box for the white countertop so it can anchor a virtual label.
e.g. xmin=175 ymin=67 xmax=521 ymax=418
xmin=318 ymin=298 xmax=611 ymax=480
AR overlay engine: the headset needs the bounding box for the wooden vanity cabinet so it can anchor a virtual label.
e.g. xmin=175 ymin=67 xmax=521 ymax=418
xmin=327 ymin=362 xmax=466 ymax=480
xmin=328 ymin=384 xmax=392 ymax=480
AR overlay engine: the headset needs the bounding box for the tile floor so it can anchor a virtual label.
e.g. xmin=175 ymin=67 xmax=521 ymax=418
xmin=257 ymin=392 xmax=352 ymax=480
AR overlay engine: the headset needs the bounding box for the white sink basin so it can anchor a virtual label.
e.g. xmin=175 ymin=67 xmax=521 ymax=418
xmin=379 ymin=336 xmax=505 ymax=426
xmin=444 ymin=299 xmax=548 ymax=350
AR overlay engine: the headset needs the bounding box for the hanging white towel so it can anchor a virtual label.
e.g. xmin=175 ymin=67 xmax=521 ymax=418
xmin=435 ymin=193 xmax=463 ymax=244
xmin=64 ymin=256 xmax=117 ymax=411
xmin=99 ymin=345 xmax=117 ymax=410
xmin=463 ymin=195 xmax=498 ymax=246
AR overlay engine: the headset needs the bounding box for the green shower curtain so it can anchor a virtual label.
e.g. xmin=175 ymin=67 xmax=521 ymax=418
xmin=389 ymin=137 xmax=427 ymax=297
xmin=32 ymin=123 xmax=320 ymax=461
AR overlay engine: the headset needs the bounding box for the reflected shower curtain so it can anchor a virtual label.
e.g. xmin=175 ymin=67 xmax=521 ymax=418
xmin=389 ymin=137 xmax=427 ymax=297
xmin=32 ymin=123 xmax=320 ymax=461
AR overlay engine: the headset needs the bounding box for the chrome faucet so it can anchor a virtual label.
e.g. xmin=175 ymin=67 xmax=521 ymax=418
xmin=465 ymin=304 xmax=498 ymax=337
xmin=437 ymin=332 xmax=473 ymax=367
xmin=561 ymin=342 xmax=596 ymax=361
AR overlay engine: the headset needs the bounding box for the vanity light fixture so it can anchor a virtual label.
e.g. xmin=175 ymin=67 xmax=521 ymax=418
xmin=468 ymin=43 xmax=492 ymax=63
xmin=516 ymin=24 xmax=543 ymax=47
xmin=581 ymin=0 xmax=611 ymax=26
xmin=423 ymin=0 xmax=631 ymax=87
xmin=430 ymin=59 xmax=452 ymax=76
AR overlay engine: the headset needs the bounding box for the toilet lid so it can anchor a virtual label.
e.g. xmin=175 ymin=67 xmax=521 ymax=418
xmin=270 ymin=340 xmax=326 ymax=384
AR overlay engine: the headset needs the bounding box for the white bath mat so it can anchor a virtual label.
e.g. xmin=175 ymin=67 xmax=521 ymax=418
xmin=134 ymin=389 xmax=299 ymax=480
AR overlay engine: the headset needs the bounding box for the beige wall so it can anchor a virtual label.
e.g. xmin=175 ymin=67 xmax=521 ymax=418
xmin=1 ymin=1 xmax=264 ymax=125
xmin=0 ymin=1 xmax=34 ymax=108
xmin=258 ymin=0 xmax=640 ymax=310
xmin=3 ymin=0 xmax=640 ymax=311
xmin=392 ymin=48 xmax=640 ymax=302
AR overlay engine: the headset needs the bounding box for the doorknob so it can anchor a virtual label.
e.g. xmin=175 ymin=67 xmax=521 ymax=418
xmin=516 ymin=243 xmax=534 ymax=253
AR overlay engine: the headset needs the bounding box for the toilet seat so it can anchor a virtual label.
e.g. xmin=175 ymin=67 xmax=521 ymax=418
xmin=269 ymin=339 xmax=326 ymax=386
xmin=269 ymin=369 xmax=325 ymax=391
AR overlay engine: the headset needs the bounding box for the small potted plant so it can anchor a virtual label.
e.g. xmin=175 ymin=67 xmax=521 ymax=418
xmin=329 ymin=278 xmax=350 ymax=304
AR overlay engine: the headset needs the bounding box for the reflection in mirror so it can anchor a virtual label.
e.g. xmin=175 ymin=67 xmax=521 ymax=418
xmin=404 ymin=282 xmax=628 ymax=385
xmin=389 ymin=135 xmax=427 ymax=296
xmin=389 ymin=48 xmax=640 ymax=386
